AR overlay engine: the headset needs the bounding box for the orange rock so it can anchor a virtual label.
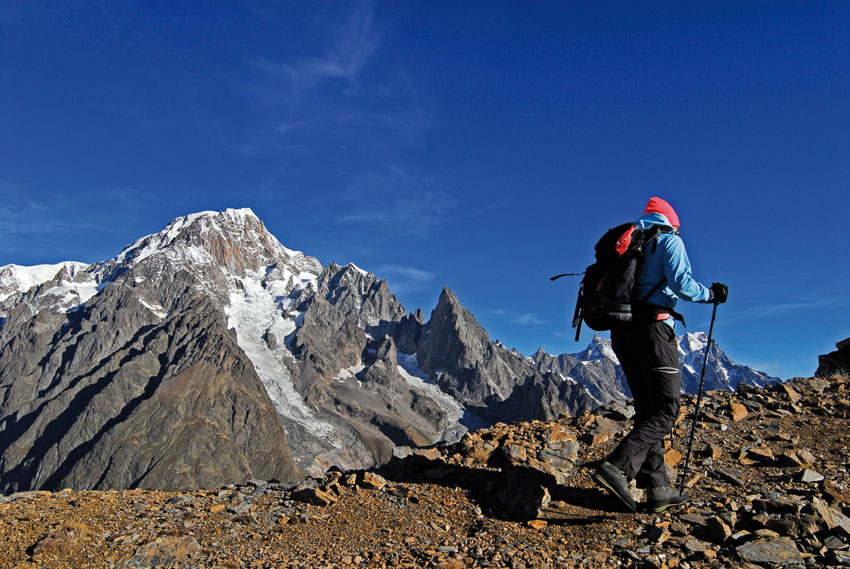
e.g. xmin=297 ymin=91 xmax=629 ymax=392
xmin=747 ymin=447 xmax=774 ymax=462
xmin=580 ymin=431 xmax=615 ymax=447
xmin=664 ymin=449 xmax=683 ymax=467
xmin=118 ymin=536 xmax=201 ymax=568
xmin=526 ymin=519 xmax=547 ymax=530
xmin=824 ymin=481 xmax=850 ymax=504
xmin=729 ymin=402 xmax=748 ymax=422
xmin=360 ymin=471 xmax=388 ymax=490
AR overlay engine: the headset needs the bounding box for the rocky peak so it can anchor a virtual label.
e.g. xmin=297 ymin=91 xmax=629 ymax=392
xmin=415 ymin=287 xmax=591 ymax=414
xmin=532 ymin=347 xmax=548 ymax=362
xmin=417 ymin=287 xmax=490 ymax=381
xmin=680 ymin=331 xmax=709 ymax=355
xmin=569 ymin=334 xmax=617 ymax=363
xmin=108 ymin=208 xmax=322 ymax=281
xmin=425 ymin=288 xmax=488 ymax=347
xmin=310 ymin=263 xmax=406 ymax=330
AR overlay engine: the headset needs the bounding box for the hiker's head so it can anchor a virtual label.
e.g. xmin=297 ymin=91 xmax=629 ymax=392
xmin=644 ymin=197 xmax=680 ymax=229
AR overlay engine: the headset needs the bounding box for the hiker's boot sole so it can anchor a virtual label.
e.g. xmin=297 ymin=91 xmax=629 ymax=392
xmin=648 ymin=498 xmax=687 ymax=513
xmin=592 ymin=472 xmax=637 ymax=513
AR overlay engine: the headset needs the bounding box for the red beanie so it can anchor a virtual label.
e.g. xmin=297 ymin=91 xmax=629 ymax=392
xmin=644 ymin=197 xmax=680 ymax=228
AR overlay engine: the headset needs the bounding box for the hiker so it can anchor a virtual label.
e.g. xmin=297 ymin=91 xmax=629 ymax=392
xmin=592 ymin=196 xmax=728 ymax=513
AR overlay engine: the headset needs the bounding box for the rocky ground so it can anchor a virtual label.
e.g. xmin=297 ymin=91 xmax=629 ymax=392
xmin=2 ymin=373 xmax=849 ymax=569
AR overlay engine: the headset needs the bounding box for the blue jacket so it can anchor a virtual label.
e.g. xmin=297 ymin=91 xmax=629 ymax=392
xmin=634 ymin=212 xmax=711 ymax=327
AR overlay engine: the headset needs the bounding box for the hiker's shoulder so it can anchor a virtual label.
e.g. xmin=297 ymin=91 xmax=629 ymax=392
xmin=654 ymin=230 xmax=686 ymax=255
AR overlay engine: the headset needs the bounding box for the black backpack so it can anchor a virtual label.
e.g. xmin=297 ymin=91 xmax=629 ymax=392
xmin=567 ymin=223 xmax=668 ymax=341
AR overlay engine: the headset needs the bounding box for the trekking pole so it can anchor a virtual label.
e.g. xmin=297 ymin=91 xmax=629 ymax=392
xmin=678 ymin=303 xmax=718 ymax=494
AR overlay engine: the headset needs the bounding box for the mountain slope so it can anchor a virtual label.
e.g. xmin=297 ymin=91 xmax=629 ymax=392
xmin=0 ymin=283 xmax=300 ymax=493
xmin=0 ymin=210 xmax=314 ymax=491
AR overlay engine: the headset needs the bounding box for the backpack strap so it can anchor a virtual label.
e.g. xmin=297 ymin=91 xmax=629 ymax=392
xmin=636 ymin=227 xmax=667 ymax=303
xmin=639 ymin=278 xmax=667 ymax=303
xmin=636 ymin=228 xmax=685 ymax=323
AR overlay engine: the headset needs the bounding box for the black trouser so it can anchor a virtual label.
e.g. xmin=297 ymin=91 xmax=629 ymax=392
xmin=606 ymin=320 xmax=681 ymax=489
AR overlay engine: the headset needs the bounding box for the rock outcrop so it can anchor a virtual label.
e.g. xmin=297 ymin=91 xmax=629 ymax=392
xmin=817 ymin=337 xmax=850 ymax=378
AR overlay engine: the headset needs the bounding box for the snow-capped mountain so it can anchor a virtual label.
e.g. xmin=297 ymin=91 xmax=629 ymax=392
xmin=0 ymin=208 xmax=594 ymax=492
xmin=0 ymin=261 xmax=90 ymax=303
xmin=549 ymin=333 xmax=779 ymax=398
xmin=676 ymin=331 xmax=779 ymax=392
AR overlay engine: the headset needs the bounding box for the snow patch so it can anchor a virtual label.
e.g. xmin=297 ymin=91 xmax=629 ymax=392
xmin=557 ymin=373 xmax=578 ymax=385
xmin=334 ymin=364 xmax=366 ymax=387
xmin=397 ymin=353 xmax=468 ymax=442
xmin=681 ymin=332 xmax=708 ymax=356
xmin=39 ymin=280 xmax=100 ymax=313
xmin=139 ymin=298 xmax=168 ymax=319
xmin=347 ymin=263 xmax=370 ymax=277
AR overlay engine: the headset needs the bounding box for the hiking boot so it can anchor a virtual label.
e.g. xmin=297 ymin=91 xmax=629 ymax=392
xmin=647 ymin=486 xmax=688 ymax=512
xmin=592 ymin=461 xmax=637 ymax=512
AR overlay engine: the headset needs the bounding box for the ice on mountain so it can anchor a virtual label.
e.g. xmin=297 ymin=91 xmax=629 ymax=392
xmin=39 ymin=279 xmax=100 ymax=313
xmin=334 ymin=364 xmax=366 ymax=387
xmin=0 ymin=262 xmax=90 ymax=302
xmin=225 ymin=270 xmax=333 ymax=439
xmin=681 ymin=332 xmax=709 ymax=355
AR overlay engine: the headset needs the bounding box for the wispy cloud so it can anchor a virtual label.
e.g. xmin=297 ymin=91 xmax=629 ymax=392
xmin=490 ymin=308 xmax=547 ymax=326
xmin=250 ymin=2 xmax=379 ymax=103
xmin=455 ymin=198 xmax=513 ymax=221
xmin=375 ymin=265 xmax=436 ymax=282
xmin=236 ymin=2 xmax=436 ymax=158
xmin=0 ymin=181 xmax=130 ymax=261
xmin=334 ymin=165 xmax=458 ymax=237
xmin=106 ymin=187 xmax=176 ymax=210
xmin=374 ymin=264 xmax=437 ymax=294
xmin=722 ymin=296 xmax=849 ymax=325
xmin=0 ymin=182 xmax=102 ymax=236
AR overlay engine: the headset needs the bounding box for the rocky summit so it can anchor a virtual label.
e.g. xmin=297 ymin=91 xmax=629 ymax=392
xmin=1 ymin=368 xmax=848 ymax=568
xmin=0 ymin=208 xmax=778 ymax=494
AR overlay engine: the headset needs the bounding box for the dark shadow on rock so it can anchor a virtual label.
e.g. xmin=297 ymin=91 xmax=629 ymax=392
xmin=545 ymin=514 xmax=618 ymax=527
xmin=376 ymin=455 xmax=624 ymax=521
xmin=0 ymin=324 xmax=161 ymax=493
xmin=550 ymin=484 xmax=634 ymax=515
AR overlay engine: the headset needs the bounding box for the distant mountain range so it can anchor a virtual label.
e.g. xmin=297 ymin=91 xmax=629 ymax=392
xmin=0 ymin=209 xmax=779 ymax=493
xmin=539 ymin=332 xmax=778 ymax=401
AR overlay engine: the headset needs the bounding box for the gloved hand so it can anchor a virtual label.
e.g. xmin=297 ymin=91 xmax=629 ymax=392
xmin=709 ymin=282 xmax=728 ymax=304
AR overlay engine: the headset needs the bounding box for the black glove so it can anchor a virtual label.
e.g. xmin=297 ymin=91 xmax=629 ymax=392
xmin=709 ymin=282 xmax=728 ymax=304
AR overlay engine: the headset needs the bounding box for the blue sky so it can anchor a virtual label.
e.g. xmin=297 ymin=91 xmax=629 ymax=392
xmin=1 ymin=1 xmax=847 ymax=379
